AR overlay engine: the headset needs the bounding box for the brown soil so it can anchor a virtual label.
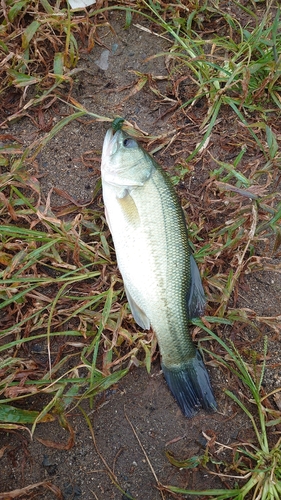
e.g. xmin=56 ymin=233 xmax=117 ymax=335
xmin=1 ymin=6 xmax=281 ymax=500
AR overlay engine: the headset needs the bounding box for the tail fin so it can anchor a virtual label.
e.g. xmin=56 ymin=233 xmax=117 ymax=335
xmin=161 ymin=350 xmax=217 ymax=418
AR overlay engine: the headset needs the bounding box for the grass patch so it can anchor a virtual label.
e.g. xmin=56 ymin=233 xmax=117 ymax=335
xmin=164 ymin=327 xmax=281 ymax=499
xmin=132 ymin=0 xmax=281 ymax=160
xmin=0 ymin=142 xmax=152 ymax=431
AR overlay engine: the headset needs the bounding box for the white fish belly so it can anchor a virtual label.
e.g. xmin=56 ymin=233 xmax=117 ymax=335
xmin=103 ymin=179 xmax=169 ymax=331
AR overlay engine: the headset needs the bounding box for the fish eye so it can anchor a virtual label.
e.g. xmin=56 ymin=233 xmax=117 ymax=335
xmin=123 ymin=138 xmax=137 ymax=148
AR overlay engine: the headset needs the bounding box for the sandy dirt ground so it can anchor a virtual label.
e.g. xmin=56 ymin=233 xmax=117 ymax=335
xmin=1 ymin=6 xmax=281 ymax=500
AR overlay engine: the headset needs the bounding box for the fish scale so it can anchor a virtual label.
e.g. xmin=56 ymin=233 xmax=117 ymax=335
xmin=101 ymin=127 xmax=217 ymax=417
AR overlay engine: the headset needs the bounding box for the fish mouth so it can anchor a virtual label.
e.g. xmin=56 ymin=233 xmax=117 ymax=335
xmin=102 ymin=128 xmax=123 ymax=158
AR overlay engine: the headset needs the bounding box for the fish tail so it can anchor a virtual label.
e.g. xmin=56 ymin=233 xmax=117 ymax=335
xmin=161 ymin=350 xmax=217 ymax=418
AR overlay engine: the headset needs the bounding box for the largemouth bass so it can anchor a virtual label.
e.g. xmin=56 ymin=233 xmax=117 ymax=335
xmin=101 ymin=127 xmax=217 ymax=417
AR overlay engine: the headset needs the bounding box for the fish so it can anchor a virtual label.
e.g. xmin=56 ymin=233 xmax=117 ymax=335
xmin=101 ymin=127 xmax=217 ymax=417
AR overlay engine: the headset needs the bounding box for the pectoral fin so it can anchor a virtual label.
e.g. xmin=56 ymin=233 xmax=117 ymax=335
xmin=105 ymin=191 xmax=140 ymax=233
xmin=124 ymin=284 xmax=150 ymax=330
xmin=187 ymin=254 xmax=206 ymax=319
xmin=117 ymin=192 xmax=140 ymax=228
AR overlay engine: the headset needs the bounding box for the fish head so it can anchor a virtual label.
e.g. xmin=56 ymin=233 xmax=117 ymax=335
xmin=101 ymin=129 xmax=153 ymax=189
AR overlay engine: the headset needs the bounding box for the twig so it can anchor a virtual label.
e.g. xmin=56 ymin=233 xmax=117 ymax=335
xmin=79 ymin=406 xmax=136 ymax=500
xmin=124 ymin=407 xmax=166 ymax=500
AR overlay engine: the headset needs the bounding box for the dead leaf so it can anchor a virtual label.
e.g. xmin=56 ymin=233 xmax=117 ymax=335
xmin=36 ymin=419 xmax=75 ymax=450
xmin=0 ymin=192 xmax=17 ymax=220
xmin=0 ymin=445 xmax=10 ymax=458
xmin=274 ymin=393 xmax=281 ymax=411
xmin=0 ymin=481 xmax=63 ymax=499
